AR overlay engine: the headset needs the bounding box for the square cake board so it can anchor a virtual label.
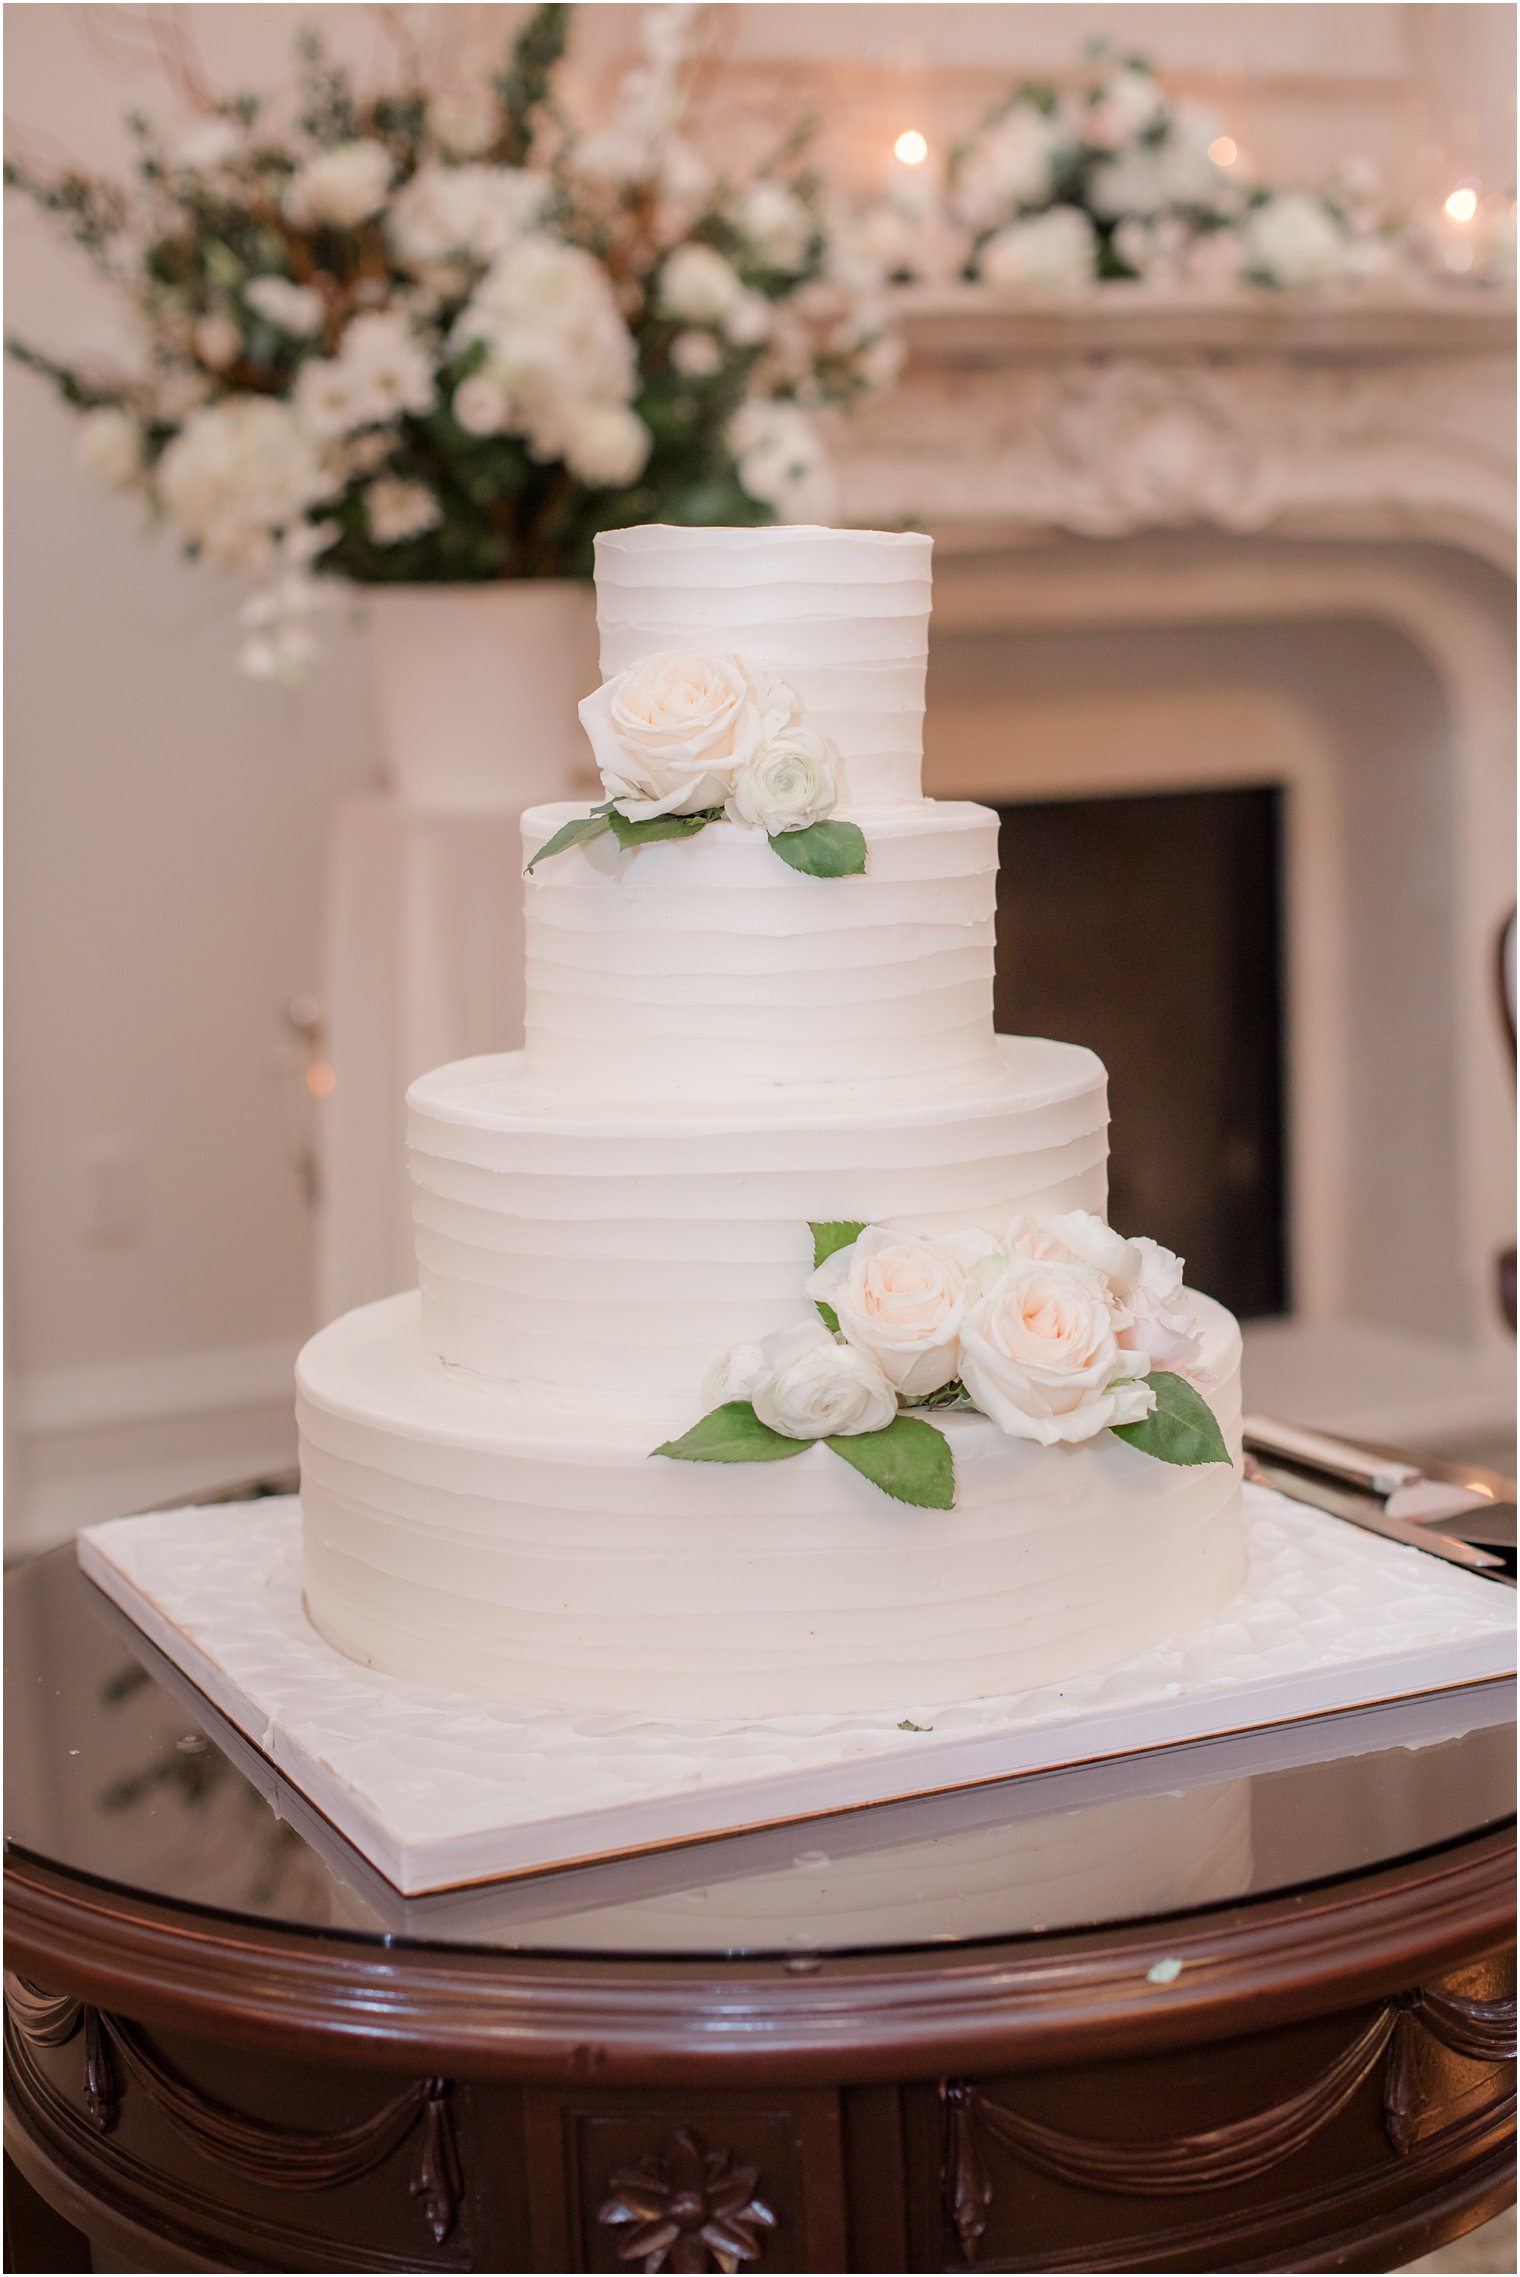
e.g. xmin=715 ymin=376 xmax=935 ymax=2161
xmin=77 ymin=1483 xmax=1516 ymax=1897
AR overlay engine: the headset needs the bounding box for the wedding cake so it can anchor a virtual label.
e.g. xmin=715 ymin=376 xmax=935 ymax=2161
xmin=297 ymin=525 xmax=1245 ymax=1719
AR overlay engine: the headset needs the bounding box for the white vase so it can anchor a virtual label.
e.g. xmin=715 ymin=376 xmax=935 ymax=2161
xmin=363 ymin=580 xmax=599 ymax=814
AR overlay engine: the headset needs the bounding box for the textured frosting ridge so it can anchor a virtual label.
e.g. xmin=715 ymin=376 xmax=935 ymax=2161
xmin=593 ymin=524 xmax=931 ymax=809
xmin=408 ymin=1038 xmax=1108 ymax=1399
xmin=298 ymin=1291 xmax=1245 ymax=1718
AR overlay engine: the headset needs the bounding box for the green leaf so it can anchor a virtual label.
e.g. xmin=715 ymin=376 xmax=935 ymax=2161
xmin=825 ymin=1415 xmax=956 ymax=1510
xmin=809 ymin=1219 xmax=866 ymax=1333
xmin=768 ymin=820 xmax=868 ymax=877
xmin=524 ymin=810 xmax=613 ymax=873
xmin=653 ymin=1401 xmax=811 ymax=1466
xmin=1111 ymin=1373 xmax=1232 ymax=1467
xmin=606 ymin=808 xmax=716 ymax=852
xmin=897 ymin=1718 xmax=933 ymax=1732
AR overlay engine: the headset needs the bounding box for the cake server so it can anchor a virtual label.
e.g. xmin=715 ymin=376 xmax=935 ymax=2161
xmin=1243 ymin=1416 xmax=1515 ymax=1529
xmin=1242 ymin=1454 xmax=1507 ymax=1575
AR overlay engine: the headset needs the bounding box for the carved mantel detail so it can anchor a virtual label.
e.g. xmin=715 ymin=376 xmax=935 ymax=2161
xmin=836 ymin=288 xmax=1516 ymax=563
xmin=941 ymin=1972 xmax=1518 ymax=2263
xmin=598 ymin=2125 xmax=778 ymax=2272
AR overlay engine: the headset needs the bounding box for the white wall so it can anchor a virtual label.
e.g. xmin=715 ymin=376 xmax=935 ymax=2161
xmin=5 ymin=3 xmax=1513 ymax=1549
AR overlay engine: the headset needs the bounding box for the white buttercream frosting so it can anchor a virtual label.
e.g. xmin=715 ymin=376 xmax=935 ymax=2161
xmin=298 ymin=1289 xmax=1245 ymax=1719
xmin=592 ymin=525 xmax=931 ymax=809
xmin=408 ymin=1037 xmax=1108 ymax=1399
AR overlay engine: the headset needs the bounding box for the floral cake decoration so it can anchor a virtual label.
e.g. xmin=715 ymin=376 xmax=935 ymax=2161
xmin=527 ymin=648 xmax=867 ymax=878
xmin=655 ymin=1210 xmax=1231 ymax=1509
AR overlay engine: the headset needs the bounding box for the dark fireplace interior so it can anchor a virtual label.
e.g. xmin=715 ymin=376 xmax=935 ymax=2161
xmin=994 ymin=786 xmax=1288 ymax=1320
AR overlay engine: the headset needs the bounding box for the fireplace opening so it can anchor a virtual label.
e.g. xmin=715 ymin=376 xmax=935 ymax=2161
xmin=993 ymin=786 xmax=1288 ymax=1321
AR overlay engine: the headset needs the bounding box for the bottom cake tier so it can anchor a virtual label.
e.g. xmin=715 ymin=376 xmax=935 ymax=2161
xmin=297 ymin=1291 xmax=1246 ymax=1720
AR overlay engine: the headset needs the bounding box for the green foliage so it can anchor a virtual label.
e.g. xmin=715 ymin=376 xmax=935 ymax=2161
xmin=495 ymin=3 xmax=570 ymax=166
xmin=825 ymin=1415 xmax=956 ymax=1509
xmin=654 ymin=1402 xmax=811 ymax=1465
xmin=808 ymin=1219 xmax=867 ymax=1331
xmin=606 ymin=808 xmax=718 ymax=852
xmin=768 ymin=820 xmax=868 ymax=877
xmin=524 ymin=807 xmax=615 ymax=873
xmin=1111 ymin=1373 xmax=1232 ymax=1467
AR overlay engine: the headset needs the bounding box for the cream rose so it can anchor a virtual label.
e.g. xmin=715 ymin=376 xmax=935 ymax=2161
xmin=579 ymin=652 xmax=796 ymax=821
xmin=750 ymin=1319 xmax=897 ymax=1441
xmin=959 ymin=1255 xmax=1153 ymax=1446
xmin=726 ymin=727 xmax=837 ymax=834
xmin=806 ymin=1228 xmax=969 ymax=1398
xmin=1118 ymin=1237 xmax=1203 ymax=1371
xmin=1039 ymin=1209 xmax=1143 ymax=1293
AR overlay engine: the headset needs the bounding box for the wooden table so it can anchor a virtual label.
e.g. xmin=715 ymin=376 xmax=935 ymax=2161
xmin=5 ymin=1538 xmax=1515 ymax=2273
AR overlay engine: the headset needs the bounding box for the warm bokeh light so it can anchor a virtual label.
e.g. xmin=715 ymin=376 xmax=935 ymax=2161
xmin=307 ymin=1062 xmax=337 ymax=1098
xmin=894 ymin=128 xmax=929 ymax=167
xmin=1444 ymin=184 xmax=1479 ymax=223
xmin=1208 ymin=136 xmax=1238 ymax=168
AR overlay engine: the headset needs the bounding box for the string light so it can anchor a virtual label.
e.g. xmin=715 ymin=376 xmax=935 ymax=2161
xmin=1444 ymin=184 xmax=1479 ymax=223
xmin=894 ymin=128 xmax=929 ymax=167
xmin=1207 ymin=136 xmax=1238 ymax=168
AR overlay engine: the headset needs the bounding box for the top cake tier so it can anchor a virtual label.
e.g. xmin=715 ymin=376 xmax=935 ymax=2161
xmin=593 ymin=524 xmax=932 ymax=810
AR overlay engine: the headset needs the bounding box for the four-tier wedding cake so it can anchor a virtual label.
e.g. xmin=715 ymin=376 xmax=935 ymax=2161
xmin=297 ymin=525 xmax=1245 ymax=1719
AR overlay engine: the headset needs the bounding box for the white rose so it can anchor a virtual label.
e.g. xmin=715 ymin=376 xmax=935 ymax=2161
xmin=980 ymin=206 xmax=1096 ymax=293
xmin=658 ymin=242 xmax=744 ymax=324
xmin=244 ymin=276 xmax=325 ymax=336
xmin=806 ymin=1228 xmax=967 ymax=1398
xmin=726 ymin=726 xmax=838 ymax=835
xmin=702 ymin=1342 xmax=769 ymax=1407
xmin=75 ymin=407 xmax=142 ymax=490
xmin=363 ymin=477 xmax=442 ymax=544
xmin=1118 ymin=1237 xmax=1204 ymax=1371
xmin=452 ymin=372 xmax=511 ymax=435
xmin=671 ymin=329 xmax=723 ymax=378
xmin=1241 ymin=194 xmax=1348 ymax=288
xmin=735 ymin=179 xmax=813 ymax=271
xmin=952 ymin=105 xmax=1064 ymax=231
xmin=193 ymin=312 xmax=243 ymax=370
xmin=959 ymin=1255 xmax=1153 ymax=1446
xmin=580 ymin=651 xmax=783 ymax=820
xmin=751 ymin=1318 xmax=897 ymax=1441
xmin=285 ymin=140 xmax=392 ymax=228
xmin=1039 ymin=1209 xmax=1143 ymax=1293
xmin=562 ymin=402 xmax=652 ymax=486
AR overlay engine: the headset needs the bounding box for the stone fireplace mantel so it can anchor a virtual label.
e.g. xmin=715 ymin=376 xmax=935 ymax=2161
xmin=837 ymin=285 xmax=1516 ymax=566
xmin=833 ymin=286 xmax=1517 ymax=1442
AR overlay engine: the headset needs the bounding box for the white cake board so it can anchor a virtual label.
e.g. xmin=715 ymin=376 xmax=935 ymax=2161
xmin=77 ymin=1486 xmax=1515 ymax=1897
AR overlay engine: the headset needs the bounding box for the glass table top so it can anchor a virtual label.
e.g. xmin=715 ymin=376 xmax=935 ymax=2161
xmin=6 ymin=1538 xmax=1514 ymax=1963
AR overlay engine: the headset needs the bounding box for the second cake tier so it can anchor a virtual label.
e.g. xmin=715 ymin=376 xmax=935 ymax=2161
xmin=409 ymin=1036 xmax=1109 ymax=1400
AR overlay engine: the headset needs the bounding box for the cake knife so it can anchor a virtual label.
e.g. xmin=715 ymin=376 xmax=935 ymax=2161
xmin=1242 ymin=1453 xmax=1507 ymax=1574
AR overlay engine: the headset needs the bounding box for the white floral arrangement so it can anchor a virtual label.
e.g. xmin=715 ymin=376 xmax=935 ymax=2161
xmin=6 ymin=5 xmax=898 ymax=680
xmin=656 ymin=1210 xmax=1231 ymax=1510
xmin=527 ymin=649 xmax=865 ymax=878
xmin=858 ymin=42 xmax=1441 ymax=298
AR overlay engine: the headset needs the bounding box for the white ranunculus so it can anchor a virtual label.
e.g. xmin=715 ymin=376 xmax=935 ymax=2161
xmin=563 ymin=402 xmax=652 ymax=486
xmin=670 ymin=328 xmax=723 ymax=377
xmin=285 ymin=140 xmax=392 ymax=228
xmin=959 ymin=1255 xmax=1153 ymax=1446
xmin=658 ymin=242 xmax=744 ymax=324
xmin=193 ymin=312 xmax=243 ymax=371
xmin=364 ymin=477 xmax=442 ymax=544
xmin=389 ymin=163 xmax=546 ymax=273
xmin=75 ymin=406 xmax=143 ymax=490
xmin=735 ymin=179 xmax=813 ymax=271
xmin=155 ymin=398 xmax=330 ymax=573
xmin=580 ymin=651 xmax=787 ymax=820
xmin=952 ymin=104 xmax=1065 ymax=231
xmin=452 ymin=371 xmax=511 ymax=435
xmin=726 ymin=726 xmax=838 ymax=835
xmin=806 ymin=1228 xmax=969 ymax=1398
xmin=702 ymin=1341 xmax=769 ymax=1408
xmin=244 ymin=276 xmax=326 ymax=336
xmin=1241 ymin=194 xmax=1348 ymax=288
xmin=1118 ymin=1237 xmax=1204 ymax=1371
xmin=750 ymin=1318 xmax=897 ymax=1441
xmin=428 ymin=93 xmax=498 ymax=161
xmin=980 ymin=206 xmax=1097 ymax=293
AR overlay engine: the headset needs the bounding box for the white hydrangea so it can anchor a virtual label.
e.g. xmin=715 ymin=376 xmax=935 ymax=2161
xmin=561 ymin=403 xmax=653 ymax=487
xmin=658 ymin=242 xmax=744 ymax=325
xmin=952 ymin=104 xmax=1066 ymax=232
xmin=244 ymin=276 xmax=325 ymax=337
xmin=294 ymin=309 xmax=436 ymax=440
xmin=75 ymin=406 xmax=143 ymax=490
xmin=388 ymin=164 xmax=547 ymax=274
xmin=728 ymin=399 xmax=836 ymax=520
xmin=364 ymin=478 xmax=443 ymax=544
xmin=155 ymin=398 xmax=331 ymax=572
xmin=734 ymin=179 xmax=813 ymax=271
xmin=980 ymin=206 xmax=1097 ymax=293
xmin=1241 ymin=194 xmax=1349 ymax=287
xmin=284 ymin=140 xmax=392 ymax=228
xmin=449 ymin=236 xmax=638 ymax=463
